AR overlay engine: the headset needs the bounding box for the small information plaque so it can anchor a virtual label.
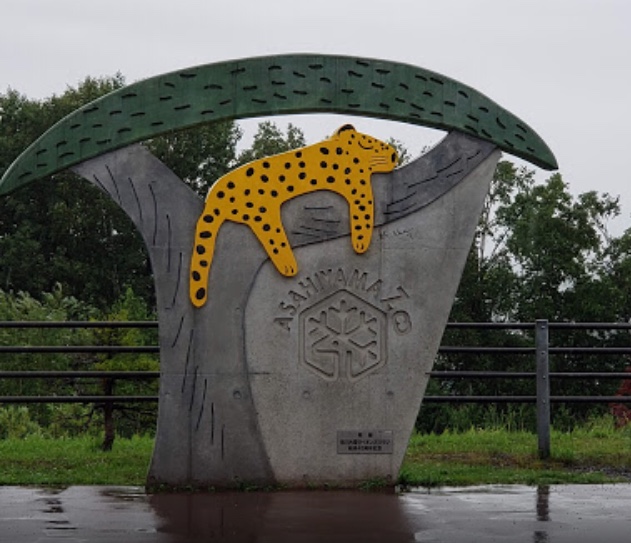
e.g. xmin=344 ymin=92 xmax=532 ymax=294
xmin=337 ymin=430 xmax=393 ymax=454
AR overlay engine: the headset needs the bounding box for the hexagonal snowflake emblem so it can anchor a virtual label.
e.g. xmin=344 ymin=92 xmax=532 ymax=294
xmin=299 ymin=289 xmax=387 ymax=382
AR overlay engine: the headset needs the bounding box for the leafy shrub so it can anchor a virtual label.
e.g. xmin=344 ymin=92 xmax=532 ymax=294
xmin=0 ymin=406 xmax=42 ymax=439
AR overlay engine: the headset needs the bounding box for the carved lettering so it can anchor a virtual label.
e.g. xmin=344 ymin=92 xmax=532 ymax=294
xmin=381 ymin=285 xmax=410 ymax=304
xmin=392 ymin=310 xmax=412 ymax=335
xmin=347 ymin=269 xmax=368 ymax=291
xmin=315 ymin=269 xmax=334 ymax=290
xmin=335 ymin=268 xmax=347 ymax=286
xmin=380 ymin=227 xmax=413 ymax=240
xmin=288 ymin=290 xmax=308 ymax=304
xmin=275 ymin=268 xmax=413 ymax=331
xmin=274 ymin=317 xmax=293 ymax=331
xmin=366 ymin=279 xmax=382 ymax=299
xmin=279 ymin=301 xmax=297 ymax=316
xmin=298 ymin=277 xmax=320 ymax=297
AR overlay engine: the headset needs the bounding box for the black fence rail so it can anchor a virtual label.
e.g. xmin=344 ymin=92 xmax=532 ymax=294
xmin=428 ymin=321 xmax=631 ymax=405
xmin=428 ymin=320 xmax=631 ymax=457
xmin=1 ymin=319 xmax=630 ymax=457
xmin=0 ymin=321 xmax=160 ymax=406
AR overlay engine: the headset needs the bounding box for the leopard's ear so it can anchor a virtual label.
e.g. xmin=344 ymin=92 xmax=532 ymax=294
xmin=336 ymin=124 xmax=356 ymax=135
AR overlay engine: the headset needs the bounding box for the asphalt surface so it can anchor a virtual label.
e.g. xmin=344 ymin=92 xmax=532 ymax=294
xmin=0 ymin=484 xmax=630 ymax=542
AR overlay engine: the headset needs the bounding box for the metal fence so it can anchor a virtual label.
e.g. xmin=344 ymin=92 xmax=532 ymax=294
xmin=427 ymin=320 xmax=631 ymax=458
xmin=0 ymin=321 xmax=159 ymax=405
xmin=1 ymin=319 xmax=630 ymax=457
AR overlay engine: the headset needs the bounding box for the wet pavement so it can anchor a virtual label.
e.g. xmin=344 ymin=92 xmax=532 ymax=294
xmin=0 ymin=484 xmax=630 ymax=542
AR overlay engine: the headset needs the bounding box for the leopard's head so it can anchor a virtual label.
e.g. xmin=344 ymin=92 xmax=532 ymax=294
xmin=332 ymin=125 xmax=398 ymax=173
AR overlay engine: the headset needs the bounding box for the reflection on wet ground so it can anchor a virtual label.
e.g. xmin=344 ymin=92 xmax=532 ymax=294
xmin=0 ymin=484 xmax=630 ymax=542
xmin=150 ymin=490 xmax=413 ymax=542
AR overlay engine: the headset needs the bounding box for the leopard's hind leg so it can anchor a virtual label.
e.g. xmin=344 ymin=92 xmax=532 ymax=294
xmin=189 ymin=208 xmax=225 ymax=308
xmin=250 ymin=209 xmax=298 ymax=277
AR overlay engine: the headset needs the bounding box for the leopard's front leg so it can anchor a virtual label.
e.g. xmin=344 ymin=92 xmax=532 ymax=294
xmin=346 ymin=186 xmax=375 ymax=254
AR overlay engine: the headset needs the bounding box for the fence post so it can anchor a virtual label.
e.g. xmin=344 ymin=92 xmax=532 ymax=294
xmin=102 ymin=378 xmax=115 ymax=452
xmin=536 ymin=319 xmax=551 ymax=459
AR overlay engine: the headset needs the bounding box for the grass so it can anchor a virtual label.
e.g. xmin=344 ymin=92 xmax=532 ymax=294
xmin=0 ymin=434 xmax=153 ymax=486
xmin=0 ymin=418 xmax=630 ymax=487
xmin=400 ymin=420 xmax=631 ymax=487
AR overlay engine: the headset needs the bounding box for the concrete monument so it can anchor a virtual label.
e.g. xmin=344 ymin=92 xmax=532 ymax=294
xmin=0 ymin=55 xmax=556 ymax=488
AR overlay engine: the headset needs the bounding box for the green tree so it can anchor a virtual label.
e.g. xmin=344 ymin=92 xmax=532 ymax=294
xmin=421 ymin=161 xmax=626 ymax=432
xmin=0 ymin=77 xmax=243 ymax=309
xmin=498 ymin=173 xmax=619 ymax=322
xmin=453 ymin=162 xmax=533 ymax=322
xmin=236 ymin=121 xmax=306 ymax=165
xmin=601 ymin=230 xmax=631 ymax=321
xmin=386 ymin=137 xmax=412 ymax=166
xmin=146 ymin=121 xmax=242 ymax=197
xmin=450 ymin=161 xmax=620 ymax=324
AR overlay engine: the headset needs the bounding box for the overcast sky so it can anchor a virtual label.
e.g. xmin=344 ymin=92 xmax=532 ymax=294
xmin=3 ymin=0 xmax=630 ymax=232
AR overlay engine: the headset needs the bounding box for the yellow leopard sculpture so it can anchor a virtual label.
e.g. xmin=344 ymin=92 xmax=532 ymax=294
xmin=190 ymin=124 xmax=398 ymax=307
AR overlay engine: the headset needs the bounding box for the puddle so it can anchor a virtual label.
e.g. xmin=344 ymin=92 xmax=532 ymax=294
xmin=0 ymin=485 xmax=629 ymax=542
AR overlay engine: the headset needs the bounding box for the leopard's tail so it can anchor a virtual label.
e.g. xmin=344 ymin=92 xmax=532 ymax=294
xmin=189 ymin=209 xmax=224 ymax=308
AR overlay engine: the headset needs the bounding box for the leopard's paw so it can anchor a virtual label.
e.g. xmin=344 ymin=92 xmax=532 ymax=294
xmin=353 ymin=240 xmax=368 ymax=253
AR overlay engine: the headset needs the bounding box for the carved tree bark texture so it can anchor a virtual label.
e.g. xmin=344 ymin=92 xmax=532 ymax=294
xmin=73 ymin=146 xmax=274 ymax=486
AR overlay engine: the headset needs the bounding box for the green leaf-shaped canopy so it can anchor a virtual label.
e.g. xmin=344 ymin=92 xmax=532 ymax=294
xmin=0 ymin=54 xmax=557 ymax=195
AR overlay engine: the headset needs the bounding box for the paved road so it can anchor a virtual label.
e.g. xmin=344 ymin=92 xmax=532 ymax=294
xmin=0 ymin=484 xmax=629 ymax=542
